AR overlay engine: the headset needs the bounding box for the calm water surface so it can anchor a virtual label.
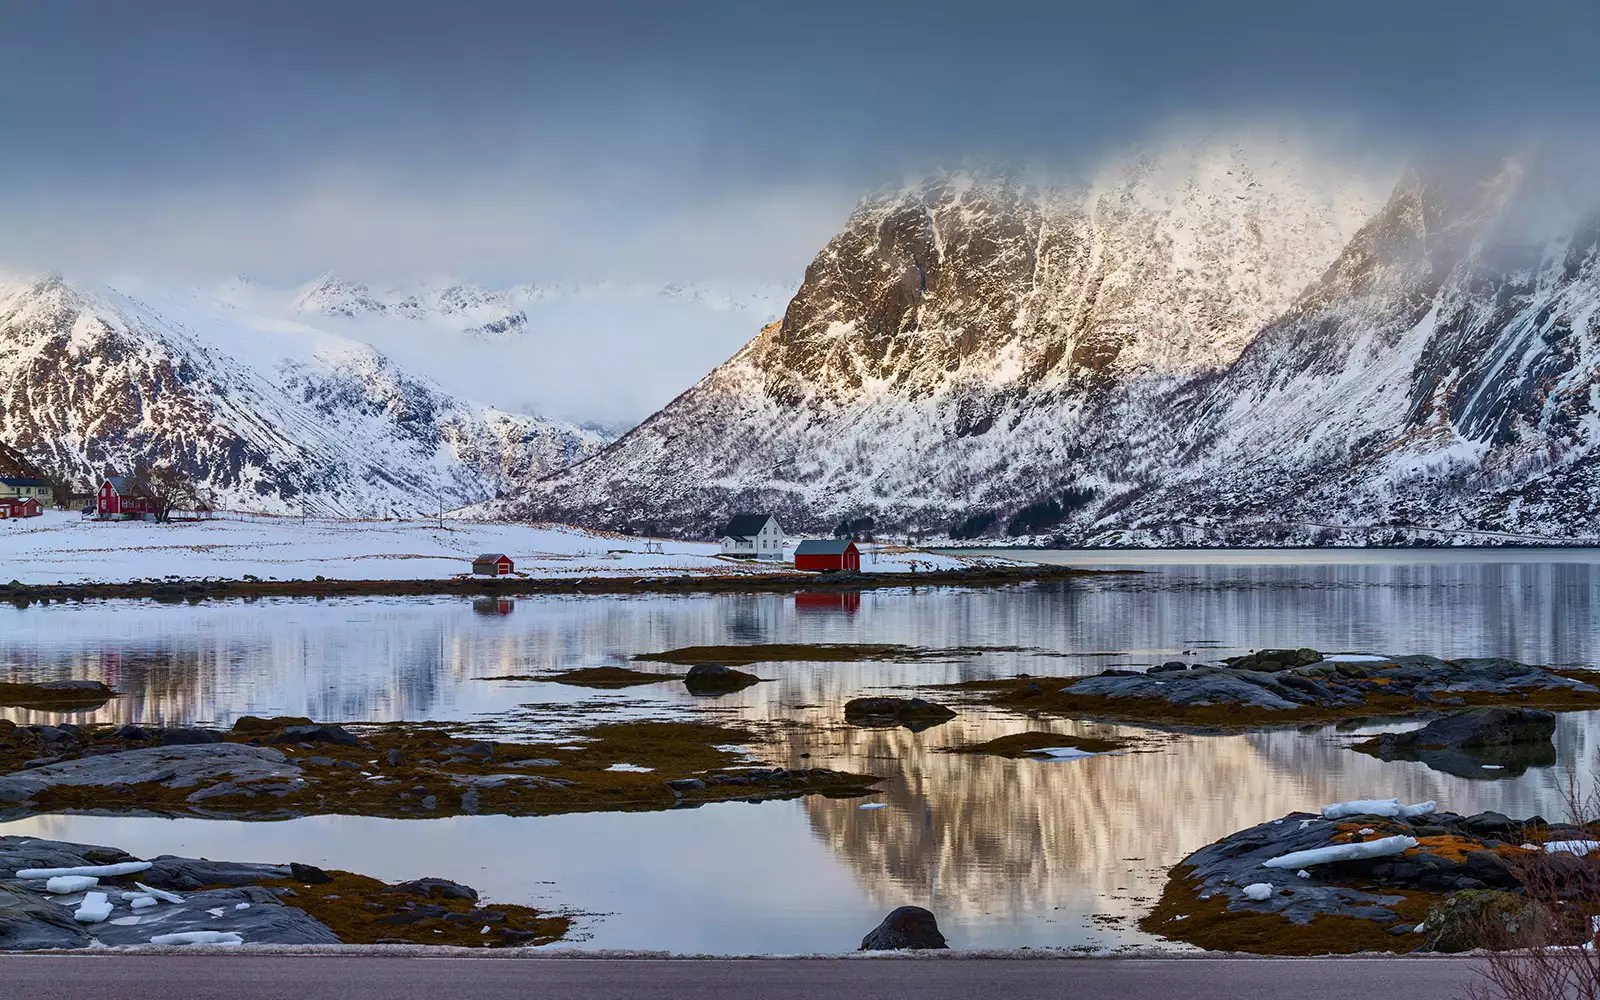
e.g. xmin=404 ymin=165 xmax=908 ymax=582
xmin=3 ymin=549 xmax=1600 ymax=953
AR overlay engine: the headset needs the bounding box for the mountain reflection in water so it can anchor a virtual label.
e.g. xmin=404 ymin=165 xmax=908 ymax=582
xmin=2 ymin=551 xmax=1599 ymax=952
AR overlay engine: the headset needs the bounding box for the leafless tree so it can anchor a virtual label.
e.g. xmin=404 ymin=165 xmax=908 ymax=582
xmin=129 ymin=461 xmax=208 ymax=522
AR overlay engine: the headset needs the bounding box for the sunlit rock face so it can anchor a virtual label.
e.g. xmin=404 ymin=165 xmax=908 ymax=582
xmin=527 ymin=142 xmax=1600 ymax=544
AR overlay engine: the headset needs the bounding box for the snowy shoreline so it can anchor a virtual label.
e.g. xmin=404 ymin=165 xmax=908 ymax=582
xmin=0 ymin=511 xmax=1073 ymax=596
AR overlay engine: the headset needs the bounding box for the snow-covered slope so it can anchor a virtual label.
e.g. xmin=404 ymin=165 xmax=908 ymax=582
xmin=517 ymin=136 xmax=1397 ymax=535
xmin=0 ymin=276 xmax=604 ymax=515
xmin=519 ymin=138 xmax=1600 ymax=543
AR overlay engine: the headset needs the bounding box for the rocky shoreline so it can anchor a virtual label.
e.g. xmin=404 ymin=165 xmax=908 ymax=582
xmin=0 ymin=716 xmax=880 ymax=822
xmin=0 ymin=836 xmax=569 ymax=949
xmin=1142 ymin=801 xmax=1596 ymax=954
xmin=943 ymin=648 xmax=1600 ymax=730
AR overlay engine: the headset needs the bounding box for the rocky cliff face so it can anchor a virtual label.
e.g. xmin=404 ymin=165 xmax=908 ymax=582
xmin=523 ymin=141 xmax=1600 ymax=543
xmin=0 ymin=276 xmax=603 ymax=515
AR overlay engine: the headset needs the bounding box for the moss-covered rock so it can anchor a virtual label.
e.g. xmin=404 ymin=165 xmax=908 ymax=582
xmin=1423 ymin=889 xmax=1541 ymax=952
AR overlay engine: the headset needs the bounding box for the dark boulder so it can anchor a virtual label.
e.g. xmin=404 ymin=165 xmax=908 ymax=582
xmin=268 ymin=724 xmax=359 ymax=747
xmin=289 ymin=862 xmax=334 ymax=884
xmin=1380 ymin=708 xmax=1556 ymax=752
xmin=1224 ymin=648 xmax=1324 ymax=672
xmin=158 ymin=728 xmax=225 ymax=746
xmin=843 ymin=697 xmax=958 ymax=731
xmin=682 ymin=664 xmax=761 ymax=695
xmin=382 ymin=877 xmax=477 ymax=901
xmin=859 ymin=905 xmax=948 ymax=950
xmin=232 ymin=715 xmax=315 ymax=735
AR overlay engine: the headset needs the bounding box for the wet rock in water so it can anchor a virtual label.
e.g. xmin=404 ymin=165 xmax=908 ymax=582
xmin=666 ymin=778 xmax=706 ymax=793
xmin=157 ymin=728 xmax=225 ymax=747
xmin=289 ymin=863 xmax=334 ymax=885
xmin=1422 ymin=890 xmax=1540 ymax=953
xmin=1150 ymin=661 xmax=1190 ymax=673
xmin=108 ymin=725 xmax=153 ymax=741
xmin=381 ymin=878 xmax=477 ymax=902
xmin=1370 ymin=708 xmax=1557 ymax=755
xmin=682 ymin=664 xmax=761 ymax=695
xmin=268 ymin=724 xmax=359 ymax=748
xmin=231 ymin=716 xmax=315 ymax=736
xmin=844 ymin=697 xmax=958 ymax=730
xmin=859 ymin=905 xmax=948 ymax=950
xmin=0 ymin=884 xmax=91 ymax=950
xmin=1358 ymin=709 xmax=1559 ymax=778
xmin=0 ymin=680 xmax=115 ymax=709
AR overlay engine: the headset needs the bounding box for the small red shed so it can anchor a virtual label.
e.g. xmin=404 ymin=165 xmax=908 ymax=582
xmin=0 ymin=497 xmax=42 ymax=518
xmin=794 ymin=539 xmax=861 ymax=573
xmin=472 ymin=553 xmax=514 ymax=576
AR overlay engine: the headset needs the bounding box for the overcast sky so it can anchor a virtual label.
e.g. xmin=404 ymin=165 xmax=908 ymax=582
xmin=2 ymin=0 xmax=1597 ymax=288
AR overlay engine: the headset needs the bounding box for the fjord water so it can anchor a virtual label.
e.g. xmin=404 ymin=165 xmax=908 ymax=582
xmin=4 ymin=549 xmax=1600 ymax=953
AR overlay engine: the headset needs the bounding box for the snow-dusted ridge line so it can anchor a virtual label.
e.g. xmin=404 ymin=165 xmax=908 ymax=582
xmin=0 ymin=275 xmax=606 ymax=516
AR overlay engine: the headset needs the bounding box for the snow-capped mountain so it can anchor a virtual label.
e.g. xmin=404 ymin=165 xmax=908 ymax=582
xmin=0 ymin=276 xmax=605 ymax=516
xmin=517 ymin=138 xmax=1600 ymax=543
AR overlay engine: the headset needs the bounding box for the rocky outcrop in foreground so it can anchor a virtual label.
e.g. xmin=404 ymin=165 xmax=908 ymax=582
xmin=859 ymin=906 xmax=948 ymax=950
xmin=0 ymin=837 xmax=567 ymax=949
xmin=975 ymin=649 xmax=1600 ymax=729
xmin=1142 ymin=801 xmax=1595 ymax=954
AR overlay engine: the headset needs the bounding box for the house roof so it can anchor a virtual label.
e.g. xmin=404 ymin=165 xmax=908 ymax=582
xmin=720 ymin=513 xmax=775 ymax=539
xmin=0 ymin=477 xmax=45 ymax=487
xmin=104 ymin=477 xmax=129 ymax=492
xmin=795 ymin=538 xmax=856 ymax=556
xmin=473 ymin=552 xmax=512 ymax=562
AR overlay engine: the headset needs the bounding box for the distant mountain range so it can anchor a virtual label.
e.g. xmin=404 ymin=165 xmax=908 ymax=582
xmin=8 ymin=132 xmax=1597 ymax=544
xmin=511 ymin=137 xmax=1600 ymax=543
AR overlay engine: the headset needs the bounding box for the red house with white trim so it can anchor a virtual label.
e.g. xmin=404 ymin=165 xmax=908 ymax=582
xmin=472 ymin=553 xmax=515 ymax=576
xmin=794 ymin=539 xmax=861 ymax=573
xmin=98 ymin=477 xmax=156 ymax=519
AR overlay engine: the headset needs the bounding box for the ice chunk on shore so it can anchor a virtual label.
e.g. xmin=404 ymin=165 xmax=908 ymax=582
xmin=46 ymin=875 xmax=99 ymax=894
xmin=1243 ymin=883 xmax=1274 ymax=901
xmin=858 ymin=803 xmax=887 ymax=810
xmin=1543 ymin=841 xmax=1600 ymax=856
xmin=1320 ymin=799 xmax=1435 ymax=820
xmin=73 ymin=892 xmax=113 ymax=924
xmin=135 ymin=882 xmax=184 ymax=904
xmin=1263 ymin=835 xmax=1418 ymax=869
xmin=130 ymin=896 xmax=157 ymax=910
xmin=1031 ymin=747 xmax=1100 ymax=761
xmin=149 ymin=931 xmax=244 ymax=946
xmin=18 ymin=861 xmax=151 ymax=879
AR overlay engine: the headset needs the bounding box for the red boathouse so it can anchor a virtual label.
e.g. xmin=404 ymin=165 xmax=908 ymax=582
xmin=793 ymin=539 xmax=861 ymax=573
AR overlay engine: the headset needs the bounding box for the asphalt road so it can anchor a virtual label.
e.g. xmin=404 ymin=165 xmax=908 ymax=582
xmin=0 ymin=955 xmax=1482 ymax=1000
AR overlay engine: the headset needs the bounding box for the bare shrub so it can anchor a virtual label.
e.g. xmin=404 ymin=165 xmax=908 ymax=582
xmin=1467 ymin=771 xmax=1600 ymax=1000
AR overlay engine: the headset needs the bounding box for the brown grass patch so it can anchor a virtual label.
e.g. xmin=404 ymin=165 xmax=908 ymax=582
xmin=257 ymin=870 xmax=570 ymax=947
xmin=1139 ymin=864 xmax=1440 ymax=954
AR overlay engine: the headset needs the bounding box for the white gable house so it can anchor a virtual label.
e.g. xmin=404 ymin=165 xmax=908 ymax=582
xmin=719 ymin=513 xmax=785 ymax=561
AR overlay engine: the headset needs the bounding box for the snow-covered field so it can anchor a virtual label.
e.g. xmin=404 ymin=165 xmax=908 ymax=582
xmin=0 ymin=511 xmax=1001 ymax=585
